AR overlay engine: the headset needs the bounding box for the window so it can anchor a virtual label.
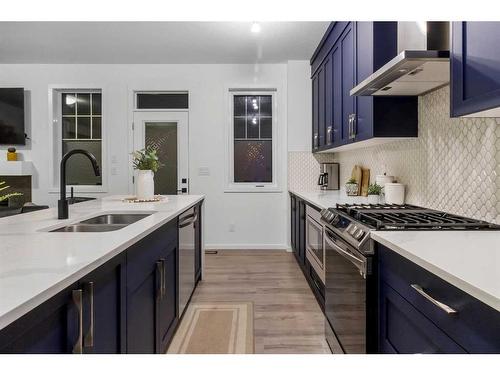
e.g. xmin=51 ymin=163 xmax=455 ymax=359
xmin=227 ymin=89 xmax=278 ymax=192
xmin=135 ymin=92 xmax=189 ymax=109
xmin=60 ymin=90 xmax=102 ymax=186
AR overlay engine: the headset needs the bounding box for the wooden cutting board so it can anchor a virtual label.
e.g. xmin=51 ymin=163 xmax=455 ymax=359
xmin=361 ymin=168 xmax=370 ymax=197
xmin=351 ymin=165 xmax=363 ymax=195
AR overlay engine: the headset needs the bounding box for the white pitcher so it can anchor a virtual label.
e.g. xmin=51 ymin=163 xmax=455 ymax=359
xmin=136 ymin=170 xmax=155 ymax=200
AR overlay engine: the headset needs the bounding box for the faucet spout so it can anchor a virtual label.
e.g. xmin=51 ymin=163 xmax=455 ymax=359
xmin=58 ymin=149 xmax=100 ymax=219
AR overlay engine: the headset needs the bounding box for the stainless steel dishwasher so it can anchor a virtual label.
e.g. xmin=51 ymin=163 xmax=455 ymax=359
xmin=178 ymin=206 xmax=197 ymax=316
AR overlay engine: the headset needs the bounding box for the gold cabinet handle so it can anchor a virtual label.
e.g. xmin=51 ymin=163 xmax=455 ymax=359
xmin=84 ymin=282 xmax=94 ymax=349
xmin=72 ymin=289 xmax=83 ymax=354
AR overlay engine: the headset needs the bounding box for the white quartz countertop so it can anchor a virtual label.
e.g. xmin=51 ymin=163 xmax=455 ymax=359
xmin=372 ymin=231 xmax=500 ymax=312
xmin=0 ymin=194 xmax=204 ymax=330
xmin=289 ymin=190 xmax=500 ymax=312
xmin=290 ymin=189 xmax=370 ymax=209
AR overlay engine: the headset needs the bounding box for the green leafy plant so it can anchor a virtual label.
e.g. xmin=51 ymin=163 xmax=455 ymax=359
xmin=346 ymin=177 xmax=357 ymax=185
xmin=367 ymin=183 xmax=382 ymax=195
xmin=0 ymin=181 xmax=22 ymax=202
xmin=131 ymin=146 xmax=163 ymax=173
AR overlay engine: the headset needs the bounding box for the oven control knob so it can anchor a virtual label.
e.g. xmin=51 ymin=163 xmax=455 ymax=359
xmin=354 ymin=229 xmax=364 ymax=240
xmin=349 ymin=225 xmax=358 ymax=235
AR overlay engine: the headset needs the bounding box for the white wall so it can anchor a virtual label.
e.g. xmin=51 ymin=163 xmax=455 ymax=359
xmin=287 ymin=60 xmax=312 ymax=152
xmin=0 ymin=63 xmax=306 ymax=249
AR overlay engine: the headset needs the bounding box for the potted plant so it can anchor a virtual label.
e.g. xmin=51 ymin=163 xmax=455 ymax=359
xmin=367 ymin=183 xmax=382 ymax=204
xmin=0 ymin=181 xmax=22 ymax=205
xmin=132 ymin=146 xmax=163 ymax=200
xmin=345 ymin=178 xmax=358 ymax=196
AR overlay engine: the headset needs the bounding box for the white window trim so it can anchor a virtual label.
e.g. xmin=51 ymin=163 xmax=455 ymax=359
xmin=48 ymin=84 xmax=108 ymax=194
xmin=224 ymin=88 xmax=281 ymax=193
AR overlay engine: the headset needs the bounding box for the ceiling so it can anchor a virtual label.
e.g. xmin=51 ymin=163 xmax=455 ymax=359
xmin=0 ymin=22 xmax=329 ymax=64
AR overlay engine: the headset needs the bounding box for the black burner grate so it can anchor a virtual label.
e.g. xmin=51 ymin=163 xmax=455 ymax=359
xmin=335 ymin=203 xmax=500 ymax=230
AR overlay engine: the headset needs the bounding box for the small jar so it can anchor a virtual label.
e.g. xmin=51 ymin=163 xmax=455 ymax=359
xmin=7 ymin=147 xmax=17 ymax=161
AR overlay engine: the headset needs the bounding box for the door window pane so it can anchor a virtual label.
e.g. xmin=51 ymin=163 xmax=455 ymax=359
xmin=234 ymin=140 xmax=272 ymax=183
xmin=145 ymin=122 xmax=178 ymax=195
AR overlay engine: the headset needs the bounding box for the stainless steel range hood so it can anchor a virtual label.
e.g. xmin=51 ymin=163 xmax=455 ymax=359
xmin=351 ymin=22 xmax=450 ymax=96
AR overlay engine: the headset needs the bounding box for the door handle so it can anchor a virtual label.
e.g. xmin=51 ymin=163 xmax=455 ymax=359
xmin=155 ymin=260 xmax=163 ymax=300
xmin=411 ymin=284 xmax=458 ymax=314
xmin=84 ymin=282 xmax=94 ymax=349
xmin=351 ymin=113 xmax=357 ymax=138
xmin=160 ymin=258 xmax=166 ymax=298
xmin=72 ymin=289 xmax=83 ymax=354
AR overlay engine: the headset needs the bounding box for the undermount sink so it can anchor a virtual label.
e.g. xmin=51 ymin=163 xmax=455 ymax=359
xmin=79 ymin=213 xmax=151 ymax=225
xmin=48 ymin=212 xmax=153 ymax=233
xmin=51 ymin=224 xmax=127 ymax=232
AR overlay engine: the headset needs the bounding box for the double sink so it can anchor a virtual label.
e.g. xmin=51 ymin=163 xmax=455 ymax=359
xmin=50 ymin=213 xmax=153 ymax=232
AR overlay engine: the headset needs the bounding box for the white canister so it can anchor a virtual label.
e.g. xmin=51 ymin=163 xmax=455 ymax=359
xmin=375 ymin=174 xmax=395 ymax=187
xmin=136 ymin=170 xmax=155 ymax=199
xmin=384 ymin=183 xmax=405 ymax=205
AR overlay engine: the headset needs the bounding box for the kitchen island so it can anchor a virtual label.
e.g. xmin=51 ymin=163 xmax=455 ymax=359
xmin=0 ymin=194 xmax=204 ymax=353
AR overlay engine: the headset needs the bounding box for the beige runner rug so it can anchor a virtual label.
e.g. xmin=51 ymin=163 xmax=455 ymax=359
xmin=167 ymin=302 xmax=254 ymax=354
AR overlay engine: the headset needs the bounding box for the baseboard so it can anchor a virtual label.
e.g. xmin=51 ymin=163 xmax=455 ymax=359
xmin=204 ymin=244 xmax=290 ymax=250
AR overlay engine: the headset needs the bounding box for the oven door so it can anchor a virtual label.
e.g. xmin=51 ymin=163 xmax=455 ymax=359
xmin=324 ymin=226 xmax=368 ymax=354
xmin=305 ymin=211 xmax=325 ymax=283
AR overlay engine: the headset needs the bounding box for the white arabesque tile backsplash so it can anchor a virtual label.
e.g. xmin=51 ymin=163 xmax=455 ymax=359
xmin=288 ymin=86 xmax=500 ymax=224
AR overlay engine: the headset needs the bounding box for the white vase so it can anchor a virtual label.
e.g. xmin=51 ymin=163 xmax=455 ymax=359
xmin=367 ymin=194 xmax=379 ymax=204
xmin=136 ymin=170 xmax=155 ymax=200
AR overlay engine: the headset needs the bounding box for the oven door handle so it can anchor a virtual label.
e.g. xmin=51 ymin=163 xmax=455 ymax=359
xmin=325 ymin=229 xmax=367 ymax=278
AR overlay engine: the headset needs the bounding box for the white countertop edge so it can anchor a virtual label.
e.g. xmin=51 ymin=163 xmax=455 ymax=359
xmin=0 ymin=195 xmax=205 ymax=331
xmin=371 ymin=232 xmax=500 ymax=313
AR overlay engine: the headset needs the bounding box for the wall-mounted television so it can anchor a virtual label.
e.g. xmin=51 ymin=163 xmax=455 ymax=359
xmin=0 ymin=88 xmax=26 ymax=145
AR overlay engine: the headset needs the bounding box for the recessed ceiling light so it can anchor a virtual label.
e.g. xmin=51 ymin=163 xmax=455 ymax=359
xmin=251 ymin=22 xmax=261 ymax=34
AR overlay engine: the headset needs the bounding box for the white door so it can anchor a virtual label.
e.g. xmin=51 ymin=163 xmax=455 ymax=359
xmin=133 ymin=111 xmax=189 ymax=194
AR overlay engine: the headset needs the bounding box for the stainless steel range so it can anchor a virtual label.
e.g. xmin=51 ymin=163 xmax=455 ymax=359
xmin=321 ymin=203 xmax=500 ymax=354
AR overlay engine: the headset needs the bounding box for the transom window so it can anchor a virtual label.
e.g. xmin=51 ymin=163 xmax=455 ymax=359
xmin=227 ymin=89 xmax=278 ymax=192
xmin=60 ymin=91 xmax=102 ymax=186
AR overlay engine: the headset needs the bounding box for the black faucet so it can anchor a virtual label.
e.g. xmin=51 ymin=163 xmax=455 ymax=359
xmin=58 ymin=149 xmax=100 ymax=219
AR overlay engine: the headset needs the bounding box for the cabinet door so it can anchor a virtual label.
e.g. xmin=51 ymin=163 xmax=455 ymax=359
xmin=324 ymin=54 xmax=333 ymax=146
xmin=451 ymin=22 xmax=500 ymax=117
xmin=332 ymin=44 xmax=344 ymax=146
xmin=80 ymin=254 xmax=126 ymax=354
xmin=0 ymin=284 xmax=78 ymax=354
xmin=290 ymin=194 xmax=297 ymax=253
xmin=297 ymin=199 xmax=306 ymax=265
xmin=312 ymin=73 xmax=320 ymax=151
xmin=126 ymin=220 xmax=177 ymax=354
xmin=318 ymin=65 xmax=326 ymax=148
xmin=157 ymin=244 xmax=179 ymax=353
xmin=379 ymin=282 xmax=466 ymax=354
xmin=341 ymin=23 xmax=356 ymax=143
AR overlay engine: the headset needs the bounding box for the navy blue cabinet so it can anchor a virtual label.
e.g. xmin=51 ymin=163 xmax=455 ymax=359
xmin=451 ymin=22 xmax=500 ymax=117
xmin=0 ymin=283 xmax=79 ymax=353
xmin=311 ymin=22 xmax=418 ymax=152
xmin=378 ymin=244 xmax=500 ymax=353
xmin=0 ymin=211 xmax=193 ymax=354
xmin=126 ymin=219 xmax=178 ymax=354
xmin=79 ymin=253 xmax=126 ymax=354
xmin=289 ymin=193 xmax=305 ymax=267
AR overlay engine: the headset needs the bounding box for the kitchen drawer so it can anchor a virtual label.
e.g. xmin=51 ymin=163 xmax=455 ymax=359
xmin=379 ymin=244 xmax=500 ymax=353
xmin=380 ymin=281 xmax=466 ymax=354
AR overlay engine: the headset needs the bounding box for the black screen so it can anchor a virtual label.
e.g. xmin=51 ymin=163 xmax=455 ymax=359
xmin=0 ymin=88 xmax=25 ymax=145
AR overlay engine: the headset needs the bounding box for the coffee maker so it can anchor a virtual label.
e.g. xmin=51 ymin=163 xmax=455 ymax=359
xmin=318 ymin=163 xmax=340 ymax=190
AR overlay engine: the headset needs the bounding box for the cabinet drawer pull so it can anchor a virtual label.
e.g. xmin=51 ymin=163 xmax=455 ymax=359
xmin=411 ymin=284 xmax=457 ymax=314
xmin=155 ymin=261 xmax=163 ymax=300
xmin=161 ymin=259 xmax=166 ymax=298
xmin=72 ymin=289 xmax=83 ymax=354
xmin=84 ymin=282 xmax=94 ymax=349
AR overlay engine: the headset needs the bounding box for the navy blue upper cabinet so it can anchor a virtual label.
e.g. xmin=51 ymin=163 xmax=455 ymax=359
xmin=311 ymin=22 xmax=418 ymax=152
xmin=451 ymin=22 xmax=500 ymax=117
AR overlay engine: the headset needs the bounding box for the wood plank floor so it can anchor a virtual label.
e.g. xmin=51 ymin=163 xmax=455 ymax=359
xmin=189 ymin=250 xmax=331 ymax=354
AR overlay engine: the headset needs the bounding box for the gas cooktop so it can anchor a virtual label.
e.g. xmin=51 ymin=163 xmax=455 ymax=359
xmin=334 ymin=203 xmax=500 ymax=231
